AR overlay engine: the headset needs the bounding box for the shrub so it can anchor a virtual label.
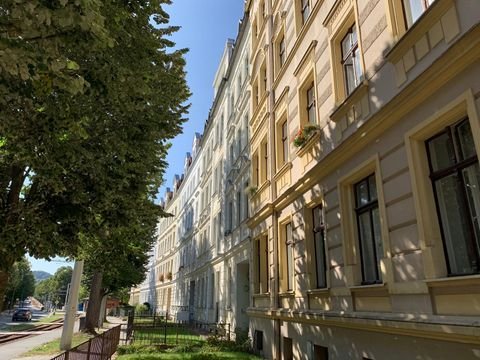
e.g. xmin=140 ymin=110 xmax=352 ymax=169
xmin=117 ymin=344 xmax=159 ymax=355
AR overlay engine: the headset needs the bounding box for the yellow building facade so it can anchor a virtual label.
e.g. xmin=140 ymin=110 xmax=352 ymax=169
xmin=246 ymin=0 xmax=480 ymax=359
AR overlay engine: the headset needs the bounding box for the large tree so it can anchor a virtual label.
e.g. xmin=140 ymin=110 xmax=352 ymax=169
xmin=0 ymin=0 xmax=189 ymax=309
xmin=4 ymin=257 xmax=35 ymax=310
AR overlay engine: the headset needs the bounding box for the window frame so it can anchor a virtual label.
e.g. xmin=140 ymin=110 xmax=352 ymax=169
xmin=405 ymin=90 xmax=480 ymax=280
xmin=312 ymin=204 xmax=327 ymax=289
xmin=354 ymin=174 xmax=383 ymax=285
xmin=340 ymin=24 xmax=362 ymax=97
xmin=300 ymin=0 xmax=311 ymax=25
xmin=425 ymin=118 xmax=480 ymax=276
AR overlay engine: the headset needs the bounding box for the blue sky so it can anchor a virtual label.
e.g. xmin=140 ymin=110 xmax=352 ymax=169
xmin=30 ymin=0 xmax=245 ymax=274
xmin=158 ymin=0 xmax=245 ymax=198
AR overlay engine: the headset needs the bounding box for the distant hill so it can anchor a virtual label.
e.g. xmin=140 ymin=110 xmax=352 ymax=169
xmin=33 ymin=271 xmax=52 ymax=282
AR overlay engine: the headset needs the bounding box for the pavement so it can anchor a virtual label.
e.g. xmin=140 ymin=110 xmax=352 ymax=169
xmin=0 ymin=310 xmax=78 ymax=360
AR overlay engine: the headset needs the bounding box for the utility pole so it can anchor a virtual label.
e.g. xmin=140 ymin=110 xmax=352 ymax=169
xmin=60 ymin=260 xmax=84 ymax=351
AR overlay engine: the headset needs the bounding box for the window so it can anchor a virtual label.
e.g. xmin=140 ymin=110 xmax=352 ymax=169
xmin=244 ymin=181 xmax=249 ymax=220
xmin=261 ymin=140 xmax=268 ymax=183
xmin=301 ymin=0 xmax=311 ymax=25
xmin=313 ymin=205 xmax=327 ymax=288
xmin=403 ymin=0 xmax=436 ymax=28
xmin=313 ymin=345 xmax=329 ymax=360
xmin=254 ymin=330 xmax=263 ymax=351
xmin=227 ymin=201 xmax=233 ymax=232
xmin=254 ymin=236 xmax=269 ymax=293
xmin=285 ymin=222 xmax=295 ymax=291
xmin=283 ymin=337 xmax=293 ymax=360
xmin=253 ymin=151 xmax=260 ymax=186
xmin=426 ymin=119 xmax=480 ymax=276
xmin=281 ymin=120 xmax=289 ymax=165
xmin=354 ymin=174 xmax=383 ymax=284
xmin=279 ymin=35 xmax=286 ymax=68
xmin=237 ymin=191 xmax=241 ymax=226
xmin=341 ymin=24 xmax=362 ymax=96
xmin=306 ymin=83 xmax=316 ymax=124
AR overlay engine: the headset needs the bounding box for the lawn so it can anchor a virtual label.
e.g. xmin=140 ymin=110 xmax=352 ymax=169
xmin=117 ymin=338 xmax=262 ymax=360
xmin=22 ymin=332 xmax=92 ymax=357
xmin=117 ymin=352 xmax=261 ymax=359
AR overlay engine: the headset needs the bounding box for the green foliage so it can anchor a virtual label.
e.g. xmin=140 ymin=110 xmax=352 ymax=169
xmin=34 ymin=266 xmax=73 ymax=306
xmin=117 ymin=344 xmax=160 ymax=355
xmin=0 ymin=0 xmax=190 ymax=309
xmin=135 ymin=303 xmax=150 ymax=314
xmin=4 ymin=257 xmax=35 ymax=308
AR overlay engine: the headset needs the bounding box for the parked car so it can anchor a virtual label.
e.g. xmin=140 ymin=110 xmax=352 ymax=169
xmin=12 ymin=308 xmax=32 ymax=322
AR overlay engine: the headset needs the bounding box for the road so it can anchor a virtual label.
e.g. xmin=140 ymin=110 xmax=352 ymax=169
xmin=0 ymin=309 xmax=77 ymax=360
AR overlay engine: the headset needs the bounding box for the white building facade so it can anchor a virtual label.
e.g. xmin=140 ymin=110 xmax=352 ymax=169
xmin=131 ymin=11 xmax=251 ymax=337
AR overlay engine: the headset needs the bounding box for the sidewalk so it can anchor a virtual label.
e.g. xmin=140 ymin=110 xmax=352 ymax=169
xmin=0 ymin=321 xmax=79 ymax=360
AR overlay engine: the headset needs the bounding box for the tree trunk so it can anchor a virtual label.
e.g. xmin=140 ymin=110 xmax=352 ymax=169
xmin=85 ymin=271 xmax=103 ymax=334
xmin=0 ymin=269 xmax=9 ymax=311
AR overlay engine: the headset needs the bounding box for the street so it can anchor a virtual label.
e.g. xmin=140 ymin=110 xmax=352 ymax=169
xmin=0 ymin=309 xmax=78 ymax=360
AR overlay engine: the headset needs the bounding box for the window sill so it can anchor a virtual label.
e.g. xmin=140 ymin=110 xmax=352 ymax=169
xmin=273 ymin=162 xmax=292 ymax=182
xmin=253 ymin=292 xmax=270 ymax=298
xmin=306 ymin=288 xmax=330 ymax=296
xmin=385 ymin=0 xmax=454 ymax=64
xmin=330 ymin=81 xmax=369 ymax=123
xmin=278 ymin=291 xmax=295 ymax=298
xmin=425 ymin=274 xmax=480 ymax=288
xmin=349 ymin=282 xmax=386 ymax=292
xmin=252 ymin=180 xmax=271 ymax=199
xmin=296 ymin=130 xmax=321 ymax=157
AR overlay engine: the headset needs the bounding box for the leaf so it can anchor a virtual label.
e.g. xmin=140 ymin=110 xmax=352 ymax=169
xmin=66 ymin=60 xmax=80 ymax=70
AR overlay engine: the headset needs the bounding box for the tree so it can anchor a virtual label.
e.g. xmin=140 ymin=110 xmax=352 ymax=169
xmin=35 ymin=266 xmax=73 ymax=307
xmin=0 ymin=0 xmax=189 ymax=310
xmin=4 ymin=258 xmax=35 ymax=309
xmin=0 ymin=0 xmax=113 ymax=307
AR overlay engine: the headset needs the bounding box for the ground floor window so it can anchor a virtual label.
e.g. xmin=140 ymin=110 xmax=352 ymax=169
xmin=426 ymin=118 xmax=480 ymax=275
xmin=354 ymin=174 xmax=383 ymax=284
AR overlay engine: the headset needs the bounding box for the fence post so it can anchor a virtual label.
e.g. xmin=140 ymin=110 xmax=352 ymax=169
xmin=164 ymin=315 xmax=167 ymax=344
xmin=227 ymin=323 xmax=231 ymax=341
xmin=176 ymin=322 xmax=179 ymax=345
xmin=86 ymin=339 xmax=92 ymax=360
xmin=100 ymin=331 xmax=105 ymax=360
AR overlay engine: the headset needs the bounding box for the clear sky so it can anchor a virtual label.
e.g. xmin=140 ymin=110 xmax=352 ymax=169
xmin=29 ymin=0 xmax=245 ymax=274
xmin=158 ymin=0 xmax=245 ymax=198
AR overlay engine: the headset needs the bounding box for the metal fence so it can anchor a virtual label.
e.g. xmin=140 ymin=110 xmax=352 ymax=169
xmin=50 ymin=325 xmax=121 ymax=360
xmin=128 ymin=313 xmax=231 ymax=346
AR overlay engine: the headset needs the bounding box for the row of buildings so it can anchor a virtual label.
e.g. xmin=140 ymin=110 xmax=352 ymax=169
xmin=131 ymin=0 xmax=480 ymax=358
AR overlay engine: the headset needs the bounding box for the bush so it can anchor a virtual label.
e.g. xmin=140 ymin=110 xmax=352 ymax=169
xmin=116 ymin=344 xmax=159 ymax=355
xmin=190 ymin=354 xmax=221 ymax=360
xmin=135 ymin=303 xmax=149 ymax=314
xmin=166 ymin=343 xmax=198 ymax=353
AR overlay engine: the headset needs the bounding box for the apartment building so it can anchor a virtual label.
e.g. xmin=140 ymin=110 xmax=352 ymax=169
xmin=246 ymin=0 xmax=480 ymax=359
xmin=130 ymin=13 xmax=252 ymax=336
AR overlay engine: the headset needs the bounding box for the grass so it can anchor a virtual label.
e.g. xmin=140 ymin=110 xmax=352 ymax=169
xmin=22 ymin=332 xmax=92 ymax=356
xmin=117 ymin=352 xmax=261 ymax=359
xmin=117 ymin=337 xmax=262 ymax=360
xmin=3 ymin=312 xmax=64 ymax=332
xmin=133 ymin=327 xmax=204 ymax=346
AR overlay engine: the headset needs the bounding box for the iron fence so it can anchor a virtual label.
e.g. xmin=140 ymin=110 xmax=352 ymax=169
xmin=50 ymin=325 xmax=121 ymax=360
xmin=128 ymin=313 xmax=231 ymax=346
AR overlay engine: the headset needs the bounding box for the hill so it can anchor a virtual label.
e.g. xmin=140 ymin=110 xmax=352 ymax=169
xmin=33 ymin=270 xmax=52 ymax=282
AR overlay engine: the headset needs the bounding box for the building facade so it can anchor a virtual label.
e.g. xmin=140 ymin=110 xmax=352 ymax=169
xmin=246 ymin=0 xmax=480 ymax=359
xmin=132 ymin=0 xmax=480 ymax=358
xmin=130 ymin=12 xmax=252 ymax=337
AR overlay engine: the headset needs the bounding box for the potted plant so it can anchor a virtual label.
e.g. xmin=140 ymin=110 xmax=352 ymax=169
xmin=167 ymin=271 xmax=172 ymax=281
xmin=159 ymin=274 xmax=164 ymax=282
xmin=291 ymin=124 xmax=320 ymax=148
xmin=245 ymin=185 xmax=258 ymax=196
